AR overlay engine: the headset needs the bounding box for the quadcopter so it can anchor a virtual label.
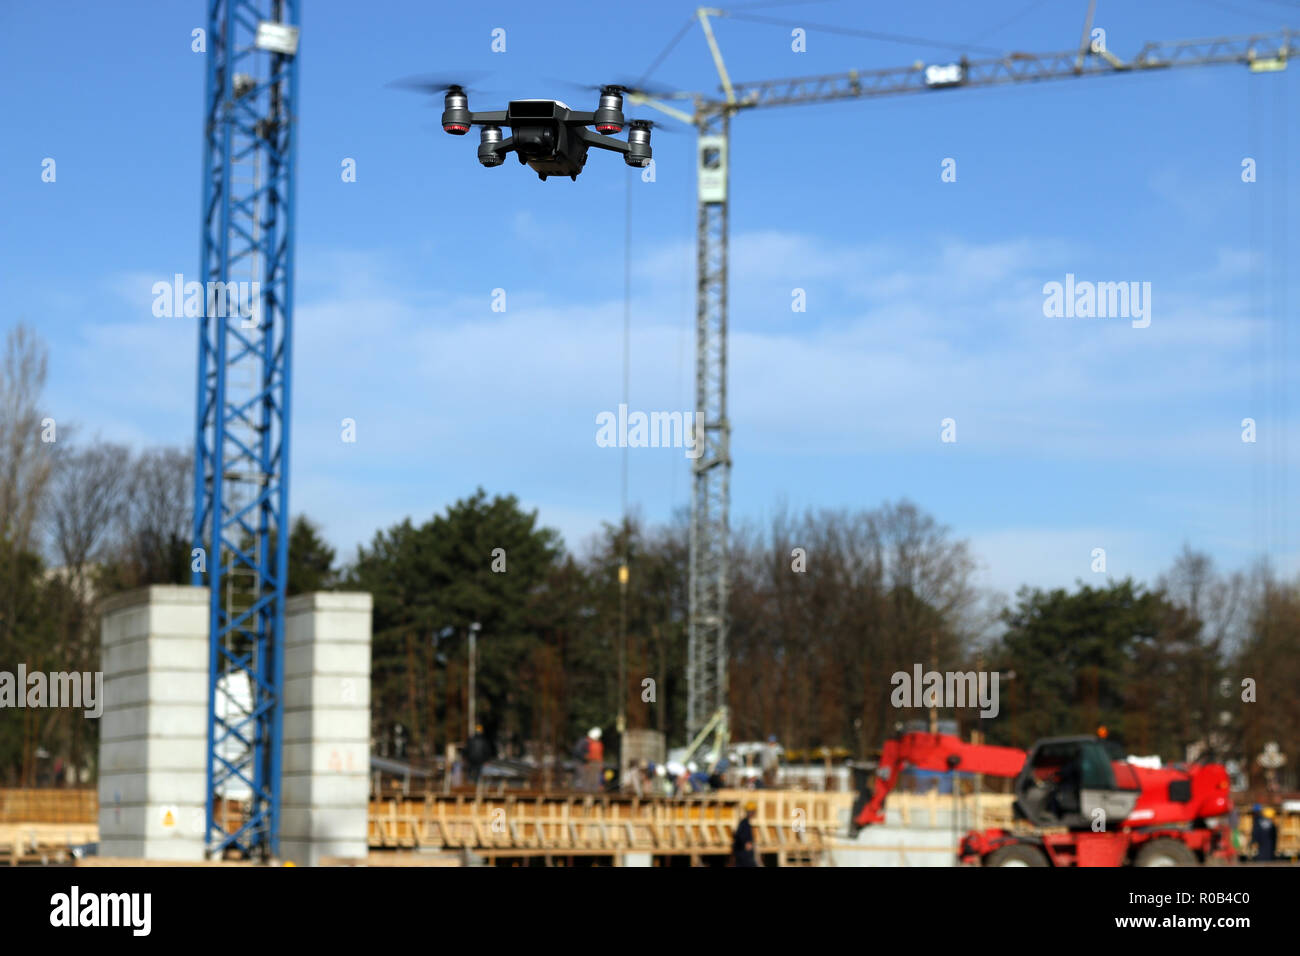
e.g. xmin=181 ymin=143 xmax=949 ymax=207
xmin=403 ymin=80 xmax=655 ymax=181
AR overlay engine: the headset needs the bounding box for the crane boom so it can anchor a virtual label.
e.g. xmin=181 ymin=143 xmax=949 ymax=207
xmin=720 ymin=30 xmax=1293 ymax=113
xmin=646 ymin=10 xmax=1294 ymax=756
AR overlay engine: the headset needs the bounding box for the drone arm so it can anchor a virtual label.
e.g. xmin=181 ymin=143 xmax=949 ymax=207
xmin=578 ymin=127 xmax=652 ymax=168
xmin=577 ymin=128 xmax=631 ymax=155
xmin=466 ymin=110 xmax=508 ymax=126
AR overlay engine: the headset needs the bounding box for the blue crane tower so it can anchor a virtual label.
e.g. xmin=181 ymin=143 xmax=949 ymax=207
xmin=192 ymin=0 xmax=301 ymax=859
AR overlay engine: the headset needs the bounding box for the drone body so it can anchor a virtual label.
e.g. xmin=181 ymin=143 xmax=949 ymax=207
xmin=440 ymin=86 xmax=653 ymax=181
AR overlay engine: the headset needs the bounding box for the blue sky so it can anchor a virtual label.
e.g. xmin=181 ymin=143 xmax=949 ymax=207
xmin=2 ymin=0 xmax=1298 ymax=600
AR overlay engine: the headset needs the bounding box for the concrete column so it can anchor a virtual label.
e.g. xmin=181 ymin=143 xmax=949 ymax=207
xmin=97 ymin=585 xmax=209 ymax=861
xmin=280 ymin=592 xmax=372 ymax=866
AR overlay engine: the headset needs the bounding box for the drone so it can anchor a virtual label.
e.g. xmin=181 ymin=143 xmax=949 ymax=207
xmin=405 ymin=80 xmax=655 ymax=181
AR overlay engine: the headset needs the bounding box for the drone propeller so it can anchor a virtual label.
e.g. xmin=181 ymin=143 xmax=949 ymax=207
xmin=388 ymin=70 xmax=493 ymax=96
xmin=545 ymin=76 xmax=685 ymax=100
xmin=624 ymin=117 xmax=686 ymax=138
xmin=607 ymin=78 xmax=686 ymax=100
xmin=626 ymin=118 xmax=682 ymax=136
xmin=390 ymin=72 xmax=499 ymax=135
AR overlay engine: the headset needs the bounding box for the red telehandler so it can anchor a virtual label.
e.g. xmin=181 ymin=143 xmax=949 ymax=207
xmin=852 ymin=730 xmax=1235 ymax=866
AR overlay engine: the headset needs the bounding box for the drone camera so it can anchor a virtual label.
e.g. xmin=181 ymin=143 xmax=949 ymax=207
xmin=442 ymin=88 xmax=471 ymax=134
xmin=514 ymin=124 xmax=557 ymax=159
xmin=593 ymin=88 xmax=625 ymax=134
xmin=477 ymin=126 xmax=504 ymax=167
xmin=625 ymin=121 xmax=652 ymax=167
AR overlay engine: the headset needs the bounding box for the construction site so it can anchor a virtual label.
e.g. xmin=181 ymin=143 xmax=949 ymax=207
xmin=3 ymin=0 xmax=1300 ymax=904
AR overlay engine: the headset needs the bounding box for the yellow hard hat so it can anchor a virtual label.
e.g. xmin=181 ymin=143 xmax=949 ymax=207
xmin=1263 ymin=807 xmax=1276 ymax=819
xmin=744 ymin=800 xmax=757 ymax=812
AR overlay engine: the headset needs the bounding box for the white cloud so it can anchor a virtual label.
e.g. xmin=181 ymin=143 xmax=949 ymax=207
xmin=46 ymin=228 xmax=1298 ymax=588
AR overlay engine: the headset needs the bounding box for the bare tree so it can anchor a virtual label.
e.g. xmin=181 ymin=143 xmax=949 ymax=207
xmin=35 ymin=440 xmax=131 ymax=780
xmin=47 ymin=441 xmax=131 ymax=590
xmin=727 ymin=500 xmax=983 ymax=751
xmin=875 ymin=500 xmax=980 ymax=637
xmin=1158 ymin=543 xmax=1250 ymax=655
xmin=0 ymin=324 xmax=57 ymax=784
xmin=116 ymin=446 xmax=193 ymax=586
xmin=0 ymin=324 xmax=53 ymax=552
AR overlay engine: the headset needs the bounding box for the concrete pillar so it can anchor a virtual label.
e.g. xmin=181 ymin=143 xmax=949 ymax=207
xmin=280 ymin=592 xmax=372 ymax=866
xmin=97 ymin=585 xmax=209 ymax=861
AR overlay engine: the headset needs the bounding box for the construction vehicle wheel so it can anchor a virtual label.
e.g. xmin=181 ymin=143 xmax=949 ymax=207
xmin=985 ymin=844 xmax=1049 ymax=867
xmin=1134 ymin=839 xmax=1197 ymax=867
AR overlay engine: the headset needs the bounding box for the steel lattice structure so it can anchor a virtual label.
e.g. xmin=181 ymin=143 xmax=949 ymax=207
xmin=724 ymin=31 xmax=1295 ymax=108
xmin=193 ymin=0 xmax=300 ymax=859
xmin=687 ymin=112 xmax=732 ymax=740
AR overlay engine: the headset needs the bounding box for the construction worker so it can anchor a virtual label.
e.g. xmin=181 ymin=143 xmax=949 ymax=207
xmin=676 ymin=764 xmax=696 ymax=801
xmin=732 ymin=800 xmax=758 ymax=867
xmin=465 ymin=723 xmax=492 ymax=784
xmin=622 ymin=760 xmax=646 ymax=797
xmin=1252 ymin=804 xmax=1277 ymax=862
xmin=585 ymin=727 xmax=604 ymax=791
xmin=654 ymin=763 xmax=671 ymax=796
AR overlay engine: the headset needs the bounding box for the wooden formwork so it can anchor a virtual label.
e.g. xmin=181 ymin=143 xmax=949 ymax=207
xmin=0 ymin=790 xmax=98 ymax=864
xmin=0 ymin=788 xmax=97 ymax=824
xmin=717 ymin=788 xmax=850 ymax=865
xmin=0 ymin=786 xmax=1013 ymax=865
xmin=1237 ymin=808 xmax=1300 ymax=858
xmin=0 ymin=823 xmax=97 ymax=865
xmin=884 ymin=790 xmax=1016 ymax=830
xmin=368 ymin=789 xmax=849 ymax=863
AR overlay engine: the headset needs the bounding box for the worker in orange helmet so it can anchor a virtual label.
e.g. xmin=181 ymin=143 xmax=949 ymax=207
xmin=585 ymin=727 xmax=604 ymax=791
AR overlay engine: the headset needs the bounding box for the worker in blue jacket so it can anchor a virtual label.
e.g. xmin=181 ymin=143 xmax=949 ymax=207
xmin=732 ymin=801 xmax=758 ymax=867
xmin=1252 ymin=805 xmax=1277 ymax=862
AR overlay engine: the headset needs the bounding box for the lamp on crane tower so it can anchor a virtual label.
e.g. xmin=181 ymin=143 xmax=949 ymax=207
xmin=698 ymin=134 xmax=727 ymax=203
xmin=255 ymin=20 xmax=300 ymax=56
xmin=922 ymin=61 xmax=965 ymax=88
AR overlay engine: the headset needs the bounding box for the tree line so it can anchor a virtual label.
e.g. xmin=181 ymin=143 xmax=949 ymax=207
xmin=1 ymin=322 xmax=1296 ymax=791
